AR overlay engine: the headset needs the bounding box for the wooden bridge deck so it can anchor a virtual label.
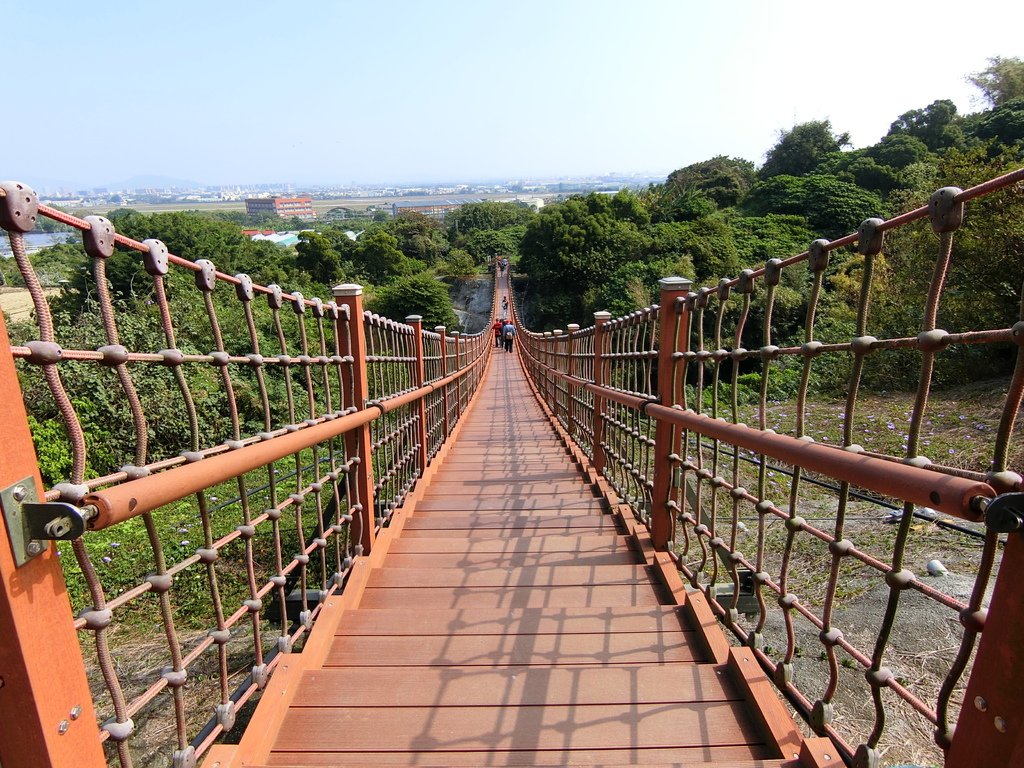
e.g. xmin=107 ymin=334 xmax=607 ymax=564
xmin=221 ymin=347 xmax=821 ymax=768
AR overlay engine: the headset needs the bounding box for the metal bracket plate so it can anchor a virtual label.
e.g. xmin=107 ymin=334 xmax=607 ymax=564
xmin=1 ymin=479 xmax=86 ymax=567
xmin=1 ymin=477 xmax=43 ymax=567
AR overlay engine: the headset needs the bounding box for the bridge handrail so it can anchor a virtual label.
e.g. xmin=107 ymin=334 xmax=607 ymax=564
xmin=515 ymin=169 xmax=1024 ymax=768
xmin=0 ymin=182 xmax=491 ymax=768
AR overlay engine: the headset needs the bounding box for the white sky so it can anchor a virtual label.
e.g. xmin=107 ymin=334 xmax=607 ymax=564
xmin=3 ymin=0 xmax=1022 ymax=188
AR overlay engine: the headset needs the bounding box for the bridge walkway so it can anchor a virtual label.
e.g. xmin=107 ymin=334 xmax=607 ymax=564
xmin=226 ymin=346 xmax=809 ymax=767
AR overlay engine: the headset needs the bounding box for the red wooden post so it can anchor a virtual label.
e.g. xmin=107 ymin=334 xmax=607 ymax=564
xmin=552 ymin=329 xmax=564 ymax=424
xmin=650 ymin=277 xmax=691 ymax=549
xmin=0 ymin=308 xmax=106 ymax=767
xmin=452 ymin=331 xmax=463 ymax=419
xmin=406 ymin=315 xmax=429 ymax=477
xmin=591 ymin=311 xmax=612 ymax=475
xmin=435 ymin=325 xmax=450 ymax=439
xmin=947 ymin=530 xmax=1024 ymax=766
xmin=566 ymin=324 xmax=579 ymax=440
xmin=333 ymin=284 xmax=376 ymax=554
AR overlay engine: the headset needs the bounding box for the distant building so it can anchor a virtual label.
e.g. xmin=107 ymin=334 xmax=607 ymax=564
xmin=245 ymin=196 xmax=316 ymax=220
xmin=392 ymin=199 xmax=483 ymax=219
xmin=247 ymin=231 xmax=302 ymax=248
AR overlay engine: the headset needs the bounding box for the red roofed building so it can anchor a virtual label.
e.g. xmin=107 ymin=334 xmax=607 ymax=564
xmin=245 ymin=197 xmax=316 ymax=220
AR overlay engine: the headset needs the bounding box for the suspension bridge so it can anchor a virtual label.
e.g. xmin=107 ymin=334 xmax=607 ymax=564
xmin=0 ymin=172 xmax=1022 ymax=767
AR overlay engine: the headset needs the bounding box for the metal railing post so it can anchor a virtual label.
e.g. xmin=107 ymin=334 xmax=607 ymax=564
xmin=0 ymin=299 xmax=106 ymax=765
xmin=333 ymin=284 xmax=376 ymax=554
xmin=435 ymin=325 xmax=450 ymax=438
xmin=406 ymin=315 xmax=429 ymax=478
xmin=591 ymin=311 xmax=612 ymax=475
xmin=651 ymin=277 xmax=692 ymax=549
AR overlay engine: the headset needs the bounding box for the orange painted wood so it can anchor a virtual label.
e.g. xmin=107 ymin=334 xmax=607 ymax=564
xmin=366 ymin=564 xmax=649 ymax=588
xmin=295 ymin=664 xmax=737 ymax=707
xmin=263 ymin=748 xmax=792 ymax=767
xmin=325 ymin=630 xmax=703 ymax=667
xmin=0 ymin=309 xmax=106 ymax=767
xmin=948 ymin=532 xmax=1024 ymax=768
xmin=383 ymin=550 xmax=639 ymax=568
xmin=730 ymin=648 xmax=804 ymax=760
xmin=273 ymin=702 xmax=762 ymax=751
xmin=413 ymin=497 xmax=605 ymax=511
xmin=334 ymin=606 xmax=689 ymax=636
xmin=798 ymin=737 xmax=845 ymax=767
xmin=359 ymin=584 xmax=664 ymax=610
xmin=402 ymin=514 xmax=613 ymax=531
xmin=388 ymin=533 xmax=635 ymax=554
xmin=422 ymin=480 xmax=597 ymax=494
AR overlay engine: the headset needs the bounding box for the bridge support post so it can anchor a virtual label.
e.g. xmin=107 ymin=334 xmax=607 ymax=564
xmin=591 ymin=311 xmax=612 ymax=475
xmin=406 ymin=316 xmax=429 ymax=478
xmin=0 ymin=305 xmax=106 ymax=766
xmin=435 ymin=326 xmax=450 ymax=439
xmin=552 ymin=330 xmax=564 ymax=426
xmin=651 ymin=277 xmax=692 ymax=550
xmin=333 ymin=284 xmax=376 ymax=554
xmin=948 ymin=529 xmax=1024 ymax=767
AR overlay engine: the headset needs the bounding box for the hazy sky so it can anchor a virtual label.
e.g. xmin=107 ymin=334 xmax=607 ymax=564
xmin=4 ymin=0 xmax=1022 ymax=188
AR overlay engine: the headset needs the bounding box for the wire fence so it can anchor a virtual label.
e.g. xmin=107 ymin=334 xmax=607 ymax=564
xmin=0 ymin=181 xmax=490 ymax=767
xmin=517 ymin=169 xmax=1024 ymax=766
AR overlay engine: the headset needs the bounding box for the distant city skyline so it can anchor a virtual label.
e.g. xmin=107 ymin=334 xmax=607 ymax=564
xmin=4 ymin=1 xmax=1022 ymax=190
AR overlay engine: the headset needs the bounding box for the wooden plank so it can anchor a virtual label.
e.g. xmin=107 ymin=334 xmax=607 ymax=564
xmin=263 ymin=753 xmax=792 ymax=768
xmin=366 ymin=564 xmax=650 ymax=589
xmin=389 ymin=533 xmax=634 ymax=554
xmin=324 ymin=631 xmax=703 ymax=667
xmin=358 ymin=584 xmax=664 ymax=610
xmin=335 ymin=606 xmax=689 ymax=636
xmin=400 ymin=527 xmax=618 ymax=540
xmin=402 ymin=514 xmax=612 ymax=530
xmin=413 ymin=498 xmax=606 ymax=512
xmin=295 ymin=664 xmax=736 ymax=707
xmin=729 ymin=648 xmax=804 ymax=760
xmin=272 ymin=702 xmax=762 ymax=751
xmin=421 ymin=480 xmax=596 ymax=494
xmin=383 ymin=550 xmax=639 ymax=569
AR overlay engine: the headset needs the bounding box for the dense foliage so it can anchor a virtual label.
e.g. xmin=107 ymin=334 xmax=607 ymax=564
xmin=515 ymin=59 xmax=1024 ymax=398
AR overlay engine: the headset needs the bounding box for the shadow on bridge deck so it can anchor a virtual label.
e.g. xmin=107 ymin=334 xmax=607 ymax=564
xmin=210 ymin=348 xmax=834 ymax=767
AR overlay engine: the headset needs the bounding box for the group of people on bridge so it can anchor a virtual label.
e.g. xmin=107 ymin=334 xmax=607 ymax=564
xmin=491 ymin=316 xmax=516 ymax=353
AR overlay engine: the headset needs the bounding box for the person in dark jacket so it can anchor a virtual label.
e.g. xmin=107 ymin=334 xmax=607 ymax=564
xmin=501 ymin=322 xmax=516 ymax=353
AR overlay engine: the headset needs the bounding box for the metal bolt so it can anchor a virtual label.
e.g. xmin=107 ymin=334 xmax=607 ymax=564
xmin=995 ymin=716 xmax=1007 ymax=733
xmin=25 ymin=541 xmax=45 ymax=557
xmin=44 ymin=516 xmax=73 ymax=538
xmin=11 ymin=485 xmax=27 ymax=502
xmin=975 ymin=696 xmax=988 ymax=712
xmin=57 ymin=720 xmax=70 ymax=735
xmin=69 ymin=706 xmax=82 ymax=721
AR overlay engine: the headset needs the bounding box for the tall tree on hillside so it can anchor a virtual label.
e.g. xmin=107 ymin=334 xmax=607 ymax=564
xmin=664 ymin=156 xmax=757 ymax=207
xmin=887 ymin=99 xmax=964 ymax=151
xmin=760 ymin=120 xmax=850 ymax=179
xmin=968 ymin=56 xmax=1024 ymax=106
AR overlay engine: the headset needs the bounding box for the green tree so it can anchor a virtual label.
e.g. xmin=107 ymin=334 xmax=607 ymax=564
xmin=968 ymin=56 xmax=1024 ymax=106
xmin=744 ymin=175 xmax=883 ymax=239
xmin=760 ymin=120 xmax=851 ymax=179
xmin=886 ymin=100 xmax=964 ymax=152
xmin=463 ymin=227 xmax=525 ymax=264
xmin=369 ymin=272 xmax=459 ymax=329
xmin=357 ymin=229 xmax=411 ymax=283
xmin=664 ymin=156 xmax=757 ymax=207
xmin=971 ymin=98 xmax=1024 ymax=147
xmin=295 ymin=231 xmax=344 ymax=286
xmin=446 ymin=201 xmax=534 ymax=240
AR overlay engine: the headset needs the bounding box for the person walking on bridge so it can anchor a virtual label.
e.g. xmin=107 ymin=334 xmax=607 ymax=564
xmin=501 ymin=321 xmax=516 ymax=353
xmin=491 ymin=318 xmax=504 ymax=348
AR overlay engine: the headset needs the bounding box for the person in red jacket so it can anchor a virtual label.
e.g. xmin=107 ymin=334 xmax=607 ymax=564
xmin=491 ymin=318 xmax=504 ymax=348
